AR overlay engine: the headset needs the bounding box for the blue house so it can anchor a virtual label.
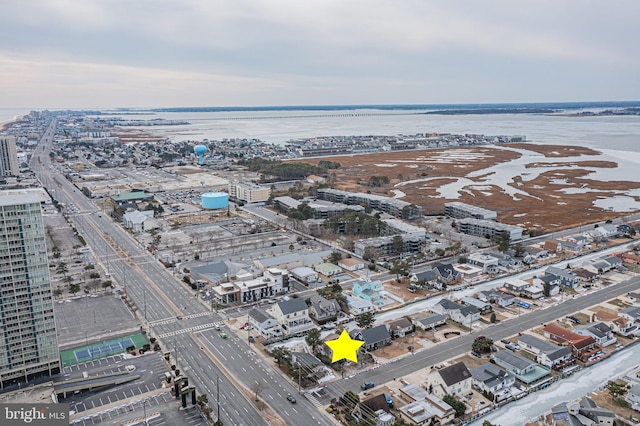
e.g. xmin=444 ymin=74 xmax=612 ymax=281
xmin=353 ymin=280 xmax=383 ymax=303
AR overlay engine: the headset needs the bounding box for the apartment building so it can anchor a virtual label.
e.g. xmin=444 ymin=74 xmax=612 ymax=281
xmin=444 ymin=202 xmax=497 ymax=220
xmin=316 ymin=188 xmax=422 ymax=219
xmin=457 ymin=218 xmax=524 ymax=241
xmin=0 ymin=189 xmax=60 ymax=388
xmin=228 ymin=182 xmax=271 ymax=203
xmin=0 ymin=136 xmax=19 ymax=177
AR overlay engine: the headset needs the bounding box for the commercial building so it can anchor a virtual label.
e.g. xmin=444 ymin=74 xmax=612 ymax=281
xmin=0 ymin=189 xmax=60 ymax=388
xmin=0 ymin=136 xmax=19 ymax=177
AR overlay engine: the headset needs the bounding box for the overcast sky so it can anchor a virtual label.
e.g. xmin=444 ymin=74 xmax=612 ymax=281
xmin=1 ymin=0 xmax=639 ymax=109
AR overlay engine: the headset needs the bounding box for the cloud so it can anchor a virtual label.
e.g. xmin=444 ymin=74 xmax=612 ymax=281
xmin=0 ymin=0 xmax=639 ymax=107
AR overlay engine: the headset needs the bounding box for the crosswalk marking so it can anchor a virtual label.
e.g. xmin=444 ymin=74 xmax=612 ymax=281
xmin=156 ymin=321 xmax=223 ymax=339
xmin=303 ymin=393 xmax=323 ymax=408
xmin=150 ymin=311 xmax=213 ymax=326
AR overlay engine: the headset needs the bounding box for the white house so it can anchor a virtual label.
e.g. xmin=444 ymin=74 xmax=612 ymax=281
xmin=426 ymin=361 xmax=473 ymax=399
xmin=271 ymin=298 xmax=313 ymax=335
xmin=123 ymin=210 xmax=158 ymax=233
xmin=470 ymin=363 xmax=514 ymax=394
xmin=248 ymin=308 xmax=284 ymax=339
xmin=433 ymin=299 xmax=480 ymax=325
xmin=338 ymin=257 xmax=365 ymax=271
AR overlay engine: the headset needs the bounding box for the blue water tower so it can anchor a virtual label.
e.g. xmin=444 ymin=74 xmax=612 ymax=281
xmin=194 ymin=144 xmax=208 ymax=165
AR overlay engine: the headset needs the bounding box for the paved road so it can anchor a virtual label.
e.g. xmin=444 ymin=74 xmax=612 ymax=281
xmin=31 ymin=119 xmax=334 ymax=426
xmin=325 ymin=275 xmax=640 ymax=399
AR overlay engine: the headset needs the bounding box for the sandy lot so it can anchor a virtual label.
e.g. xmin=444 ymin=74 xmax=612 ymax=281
xmin=298 ymin=143 xmax=640 ymax=231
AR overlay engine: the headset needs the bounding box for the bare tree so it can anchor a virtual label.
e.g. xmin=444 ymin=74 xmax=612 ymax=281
xmin=251 ymin=381 xmax=265 ymax=402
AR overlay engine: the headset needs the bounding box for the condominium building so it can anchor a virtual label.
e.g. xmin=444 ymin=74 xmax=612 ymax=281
xmin=457 ymin=218 xmax=524 ymax=240
xmin=0 ymin=136 xmax=19 ymax=177
xmin=317 ymin=188 xmax=422 ymax=219
xmin=444 ymin=202 xmax=497 ymax=220
xmin=0 ymin=189 xmax=60 ymax=388
xmin=228 ymin=182 xmax=271 ymax=203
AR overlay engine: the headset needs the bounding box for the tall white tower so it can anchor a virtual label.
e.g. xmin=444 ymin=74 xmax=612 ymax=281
xmin=0 ymin=189 xmax=60 ymax=388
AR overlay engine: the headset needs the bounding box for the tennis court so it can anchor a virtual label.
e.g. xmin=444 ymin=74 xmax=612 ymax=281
xmin=60 ymin=333 xmax=147 ymax=367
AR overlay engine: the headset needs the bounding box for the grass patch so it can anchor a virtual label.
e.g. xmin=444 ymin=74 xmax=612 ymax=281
xmin=608 ymin=298 xmax=631 ymax=308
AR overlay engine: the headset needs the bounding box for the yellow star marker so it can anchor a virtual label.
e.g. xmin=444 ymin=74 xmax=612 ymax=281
xmin=325 ymin=330 xmax=364 ymax=363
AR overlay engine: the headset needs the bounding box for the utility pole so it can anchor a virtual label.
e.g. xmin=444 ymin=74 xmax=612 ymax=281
xmin=216 ymin=376 xmax=220 ymax=423
xmin=142 ymin=399 xmax=148 ymax=426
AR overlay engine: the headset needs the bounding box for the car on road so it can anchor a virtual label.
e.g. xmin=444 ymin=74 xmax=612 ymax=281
xmin=361 ymin=382 xmax=375 ymax=391
xmin=219 ymin=332 xmax=227 ymax=339
xmin=176 ymin=315 xmax=183 ymax=320
xmin=286 ymin=394 xmax=296 ymax=403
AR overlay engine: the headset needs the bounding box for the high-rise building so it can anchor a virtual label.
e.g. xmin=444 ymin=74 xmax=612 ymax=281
xmin=0 ymin=189 xmax=60 ymax=388
xmin=0 ymin=136 xmax=19 ymax=177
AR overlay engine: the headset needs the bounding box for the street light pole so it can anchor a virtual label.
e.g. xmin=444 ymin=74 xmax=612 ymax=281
xmin=216 ymin=376 xmax=220 ymax=423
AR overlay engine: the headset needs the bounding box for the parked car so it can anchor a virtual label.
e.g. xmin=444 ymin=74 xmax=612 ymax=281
xmin=361 ymin=382 xmax=375 ymax=391
xmin=239 ymin=322 xmax=249 ymax=330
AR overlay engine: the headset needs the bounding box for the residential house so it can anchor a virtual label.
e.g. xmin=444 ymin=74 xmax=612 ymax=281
xmin=494 ymin=350 xmax=537 ymax=376
xmin=487 ymin=251 xmax=520 ymax=268
xmin=353 ymin=280 xmax=383 ymax=303
xmin=351 ymin=325 xmax=391 ymax=351
xmin=626 ymin=384 xmax=640 ymax=412
xmin=352 ymin=394 xmax=395 ymax=426
xmin=307 ymin=294 xmax=342 ymax=324
xmin=387 ymin=318 xmax=413 ymax=338
xmin=290 ymin=352 xmax=326 ymax=379
xmin=517 ymin=334 xmax=573 ymax=370
xmin=476 ymin=289 xmax=515 ymax=307
xmin=574 ymin=322 xmax=617 ymax=347
xmin=433 ymin=299 xmax=480 ymax=325
xmin=410 ymin=270 xmax=440 ymax=288
xmin=559 ymin=240 xmax=583 ymax=253
xmin=503 ymin=278 xmax=543 ymax=298
xmin=427 ymin=361 xmax=473 ymax=399
xmin=524 ymin=245 xmax=550 ymax=261
xmin=461 ymin=297 xmax=491 ymax=313
xmin=567 ymin=397 xmax=615 ymax=426
xmin=248 ymin=308 xmax=284 ymax=339
xmin=271 ymin=298 xmax=313 ymax=335
xmin=572 ymin=268 xmax=599 ymax=283
xmin=544 ymin=239 xmax=563 ymax=253
xmin=398 ymin=384 xmax=455 ymax=426
xmin=542 ymin=324 xmax=598 ymax=360
xmin=470 ymin=363 xmax=515 ymax=394
xmin=345 ymin=295 xmax=375 ymax=315
xmin=412 ymin=314 xmax=447 ymax=331
xmin=604 ymin=255 xmax=623 ymax=270
xmin=432 ymin=263 xmax=462 ymax=286
xmin=619 ymin=306 xmax=640 ymax=323
xmin=314 ymin=262 xmax=342 ymax=278
xmin=620 ymin=252 xmax=640 ymax=265
xmin=338 ymin=257 xmax=365 ymax=271
xmin=582 ymin=259 xmax=612 ymax=275
xmin=466 ymin=253 xmax=500 ymax=274
xmin=545 ymin=266 xmax=581 ymax=289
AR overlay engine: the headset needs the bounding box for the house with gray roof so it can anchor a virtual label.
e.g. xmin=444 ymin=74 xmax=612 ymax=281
xmin=545 ymin=266 xmax=581 ymax=289
xmin=461 ymin=296 xmax=491 ymax=312
xmin=248 ymin=308 xmax=283 ymax=339
xmin=345 ymin=295 xmax=375 ymax=315
xmin=626 ymin=383 xmax=640 ymax=411
xmin=412 ymin=314 xmax=446 ymax=331
xmin=307 ymin=294 xmax=342 ymax=324
xmin=517 ymin=334 xmax=573 ymax=369
xmin=495 ymin=350 xmax=537 ymax=376
xmin=432 ymin=262 xmax=462 ymax=285
xmin=433 ymin=298 xmax=480 ymax=325
xmin=565 ymin=397 xmax=615 ymax=425
xmin=619 ymin=306 xmax=640 ymax=322
xmin=386 ymin=318 xmax=413 ymax=338
xmin=289 ymin=266 xmax=318 ymax=285
xmin=352 ymin=324 xmax=391 ymax=351
xmin=575 ymin=322 xmax=617 ymax=347
xmin=271 ymin=297 xmax=312 ymax=335
xmin=476 ymin=289 xmax=515 ymax=307
xmin=470 ymin=362 xmax=514 ymax=394
xmin=427 ymin=361 xmax=473 ymax=398
xmin=410 ymin=270 xmax=439 ymax=288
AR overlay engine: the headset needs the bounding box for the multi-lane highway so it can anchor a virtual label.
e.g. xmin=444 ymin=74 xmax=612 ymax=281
xmin=31 ymin=119 xmax=334 ymax=426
